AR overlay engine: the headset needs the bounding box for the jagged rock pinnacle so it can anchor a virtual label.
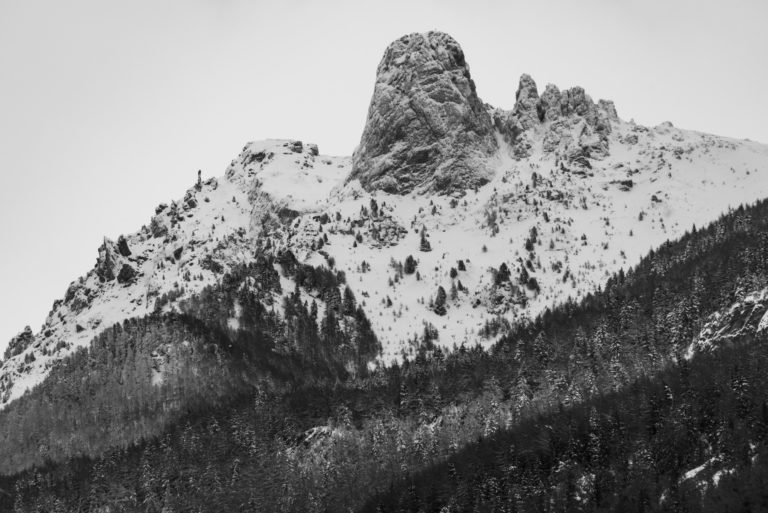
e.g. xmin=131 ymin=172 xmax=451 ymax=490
xmin=349 ymin=31 xmax=498 ymax=195
xmin=492 ymin=74 xmax=620 ymax=163
xmin=512 ymin=74 xmax=540 ymax=130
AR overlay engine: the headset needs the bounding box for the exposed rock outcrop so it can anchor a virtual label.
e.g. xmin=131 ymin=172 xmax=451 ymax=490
xmin=349 ymin=31 xmax=498 ymax=195
xmin=512 ymin=74 xmax=540 ymax=129
xmin=687 ymin=287 xmax=768 ymax=358
xmin=95 ymin=239 xmax=118 ymax=282
xmin=3 ymin=327 xmax=34 ymax=360
xmin=492 ymin=74 xmax=541 ymax=157
xmin=494 ymin=75 xmax=619 ymax=170
xmin=350 ymin=31 xmax=622 ymax=191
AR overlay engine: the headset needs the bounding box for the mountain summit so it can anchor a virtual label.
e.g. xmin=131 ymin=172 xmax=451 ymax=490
xmin=348 ymin=32 xmax=621 ymax=196
xmin=349 ymin=31 xmax=498 ymax=194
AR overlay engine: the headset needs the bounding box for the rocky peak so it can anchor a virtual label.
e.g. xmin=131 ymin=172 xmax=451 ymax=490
xmin=536 ymin=84 xmax=562 ymax=123
xmin=512 ymin=74 xmax=540 ymax=130
xmin=536 ymin=83 xmax=617 ymax=133
xmin=598 ymin=99 xmax=619 ymax=122
xmin=349 ymin=31 xmax=498 ymax=195
xmin=492 ymin=74 xmax=542 ymax=155
xmin=493 ymin=75 xmax=620 ymax=166
xmin=95 ymin=238 xmax=119 ymax=282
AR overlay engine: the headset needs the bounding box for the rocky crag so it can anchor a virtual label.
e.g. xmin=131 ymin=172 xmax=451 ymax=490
xmin=349 ymin=32 xmax=498 ymax=194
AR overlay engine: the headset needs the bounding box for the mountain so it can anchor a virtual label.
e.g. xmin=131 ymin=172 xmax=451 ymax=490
xmin=3 ymin=32 xmax=768 ymax=409
xmin=2 ymin=30 xmax=768 ymax=511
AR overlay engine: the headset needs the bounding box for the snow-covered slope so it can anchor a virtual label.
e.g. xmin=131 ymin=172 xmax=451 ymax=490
xmin=3 ymin=31 xmax=768 ymax=408
xmin=319 ymin=120 xmax=768 ymax=361
xmin=3 ymin=120 xmax=768 ymax=406
xmin=0 ymin=139 xmax=349 ymax=405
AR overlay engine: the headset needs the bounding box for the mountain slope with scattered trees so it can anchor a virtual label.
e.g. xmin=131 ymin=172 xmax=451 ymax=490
xmin=0 ymin=256 xmax=380 ymax=478
xmin=3 ymin=196 xmax=768 ymax=510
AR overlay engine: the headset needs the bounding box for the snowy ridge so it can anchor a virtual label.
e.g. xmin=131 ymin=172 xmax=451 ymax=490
xmin=0 ymin=139 xmax=349 ymax=405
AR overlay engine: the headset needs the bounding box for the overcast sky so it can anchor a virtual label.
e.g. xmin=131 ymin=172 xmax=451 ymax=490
xmin=1 ymin=0 xmax=767 ymax=353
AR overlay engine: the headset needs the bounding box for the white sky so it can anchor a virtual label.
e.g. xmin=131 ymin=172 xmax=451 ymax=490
xmin=1 ymin=0 xmax=767 ymax=353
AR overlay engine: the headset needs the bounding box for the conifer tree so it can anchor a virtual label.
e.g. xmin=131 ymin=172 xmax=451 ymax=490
xmin=404 ymin=255 xmax=417 ymax=274
xmin=419 ymin=228 xmax=432 ymax=252
xmin=310 ymin=300 xmax=318 ymax=320
xmin=434 ymin=286 xmax=447 ymax=316
xmin=495 ymin=263 xmax=510 ymax=285
xmin=343 ymin=286 xmax=356 ymax=315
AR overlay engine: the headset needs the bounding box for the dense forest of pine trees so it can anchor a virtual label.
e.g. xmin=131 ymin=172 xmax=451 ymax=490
xmin=0 ymin=255 xmax=379 ymax=478
xmin=365 ymin=340 xmax=768 ymax=512
xmin=2 ymin=200 xmax=768 ymax=511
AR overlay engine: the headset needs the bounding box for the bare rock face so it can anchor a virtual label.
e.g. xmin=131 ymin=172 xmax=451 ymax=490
xmin=495 ymin=75 xmax=619 ymax=170
xmin=511 ymin=74 xmax=540 ymax=130
xmin=540 ymin=84 xmax=617 ymax=169
xmin=349 ymin=32 xmax=498 ymax=195
xmin=492 ymin=74 xmax=540 ymax=157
